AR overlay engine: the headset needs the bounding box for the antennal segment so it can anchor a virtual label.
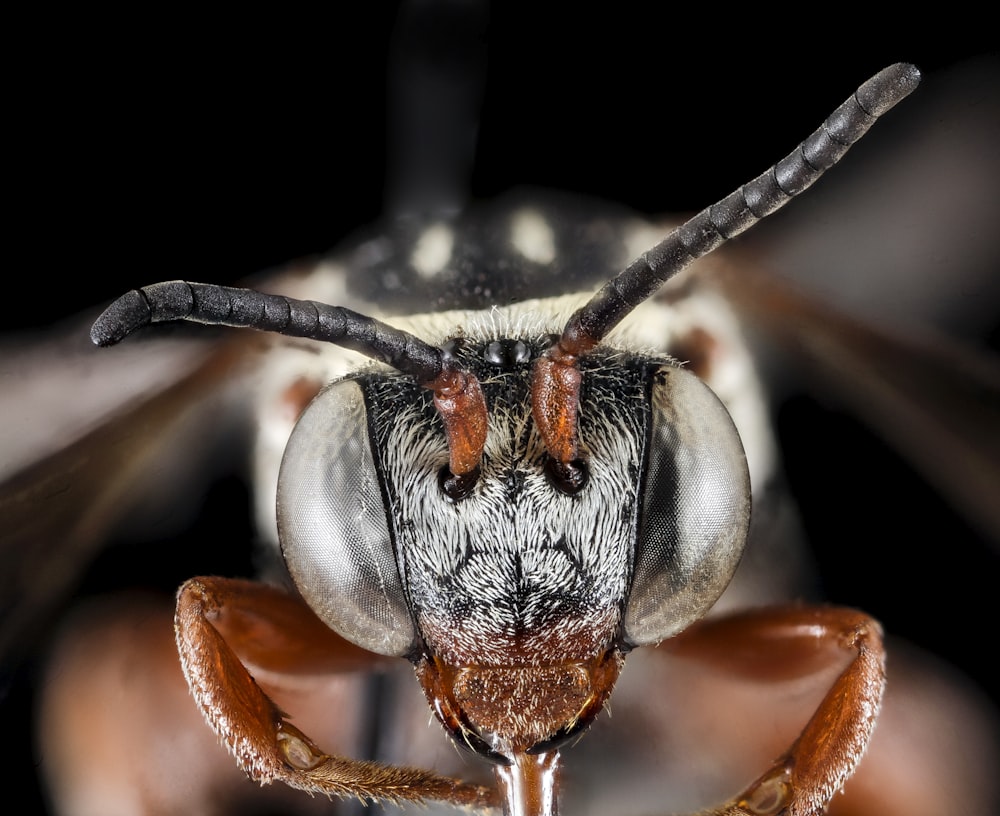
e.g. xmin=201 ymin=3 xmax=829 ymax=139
xmin=533 ymin=63 xmax=921 ymax=466
xmin=92 ymin=281 xmax=487 ymax=477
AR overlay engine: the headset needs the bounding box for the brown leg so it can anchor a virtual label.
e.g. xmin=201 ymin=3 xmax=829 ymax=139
xmin=38 ymin=592 xmax=346 ymax=815
xmin=175 ymin=576 xmax=499 ymax=809
xmin=827 ymin=637 xmax=1000 ymax=816
xmin=660 ymin=605 xmax=885 ymax=816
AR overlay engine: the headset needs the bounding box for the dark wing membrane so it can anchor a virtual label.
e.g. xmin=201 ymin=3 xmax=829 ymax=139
xmin=713 ymin=261 xmax=1000 ymax=549
xmin=715 ymin=59 xmax=1000 ymax=546
xmin=0 ymin=320 xmax=263 ymax=671
xmin=736 ymin=57 xmax=1000 ymax=345
xmin=644 ymin=255 xmax=1000 ymax=816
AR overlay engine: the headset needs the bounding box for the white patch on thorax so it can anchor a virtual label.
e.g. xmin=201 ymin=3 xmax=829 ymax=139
xmin=411 ymin=222 xmax=455 ymax=279
xmin=510 ymin=208 xmax=556 ymax=265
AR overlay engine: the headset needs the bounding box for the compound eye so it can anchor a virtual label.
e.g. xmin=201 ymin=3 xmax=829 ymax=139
xmin=278 ymin=378 xmax=417 ymax=657
xmin=622 ymin=366 xmax=750 ymax=647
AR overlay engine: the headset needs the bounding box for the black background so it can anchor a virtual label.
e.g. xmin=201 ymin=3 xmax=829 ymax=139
xmin=6 ymin=3 xmax=998 ymax=812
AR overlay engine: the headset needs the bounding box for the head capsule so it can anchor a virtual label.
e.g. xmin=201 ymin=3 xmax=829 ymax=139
xmin=277 ymin=334 xmax=750 ymax=761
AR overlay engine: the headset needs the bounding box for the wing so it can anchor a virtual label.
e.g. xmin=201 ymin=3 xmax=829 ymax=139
xmin=707 ymin=56 xmax=1000 ymax=704
xmin=0 ymin=320 xmax=266 ymax=665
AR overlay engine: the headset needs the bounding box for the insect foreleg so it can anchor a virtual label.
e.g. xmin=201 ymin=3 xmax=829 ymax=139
xmin=175 ymin=577 xmax=499 ymax=810
xmin=662 ymin=606 xmax=885 ymax=816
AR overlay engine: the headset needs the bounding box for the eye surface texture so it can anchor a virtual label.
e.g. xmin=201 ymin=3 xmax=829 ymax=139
xmin=277 ymin=377 xmax=417 ymax=657
xmin=623 ymin=365 xmax=751 ymax=646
